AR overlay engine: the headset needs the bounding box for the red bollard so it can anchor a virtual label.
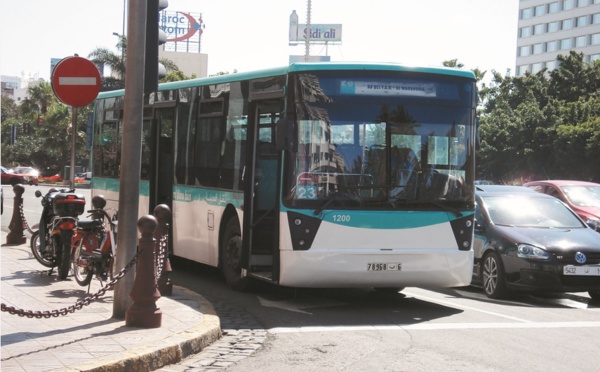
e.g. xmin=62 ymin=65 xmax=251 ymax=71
xmin=6 ymin=184 xmax=27 ymax=245
xmin=153 ymin=204 xmax=173 ymax=296
xmin=126 ymin=215 xmax=162 ymax=328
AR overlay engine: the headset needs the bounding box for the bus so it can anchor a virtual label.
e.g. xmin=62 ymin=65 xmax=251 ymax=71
xmin=91 ymin=62 xmax=477 ymax=291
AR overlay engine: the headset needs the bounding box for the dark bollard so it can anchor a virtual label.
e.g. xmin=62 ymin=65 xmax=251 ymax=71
xmin=126 ymin=215 xmax=162 ymax=328
xmin=6 ymin=184 xmax=27 ymax=245
xmin=153 ymin=204 xmax=173 ymax=296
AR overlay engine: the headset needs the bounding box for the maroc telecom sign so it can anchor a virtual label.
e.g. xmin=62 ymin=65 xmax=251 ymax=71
xmin=159 ymin=10 xmax=205 ymax=53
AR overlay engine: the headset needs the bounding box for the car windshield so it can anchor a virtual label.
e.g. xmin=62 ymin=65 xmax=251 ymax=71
xmin=13 ymin=167 xmax=33 ymax=174
xmin=561 ymin=185 xmax=600 ymax=207
xmin=481 ymin=195 xmax=584 ymax=228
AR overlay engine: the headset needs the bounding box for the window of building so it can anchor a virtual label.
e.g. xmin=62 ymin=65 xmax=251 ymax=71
xmin=560 ymin=38 xmax=572 ymax=49
xmin=521 ymin=7 xmax=534 ymax=19
xmin=563 ymin=0 xmax=576 ymax=10
xmin=590 ymin=53 xmax=600 ymax=61
xmin=546 ymin=40 xmax=559 ymax=52
xmin=548 ymin=21 xmax=560 ymax=32
xmin=593 ymin=0 xmax=600 ymax=5
xmin=549 ymin=2 xmax=560 ymax=13
xmin=533 ymin=43 xmax=545 ymax=54
xmin=517 ymin=65 xmax=531 ymax=76
xmin=578 ymin=0 xmax=590 ymax=6
xmin=520 ymin=26 xmax=532 ymax=38
xmin=532 ymin=63 xmax=544 ymax=74
xmin=535 ymin=4 xmax=546 ymax=16
xmin=593 ymin=13 xmax=600 ymax=24
xmin=533 ymin=24 xmax=545 ymax=35
xmin=562 ymin=19 xmax=574 ymax=30
xmin=592 ymin=33 xmax=600 ymax=44
xmin=519 ymin=45 xmax=531 ymax=56
xmin=575 ymin=35 xmax=588 ymax=47
xmin=546 ymin=60 xmax=558 ymax=70
xmin=577 ymin=15 xmax=589 ymax=27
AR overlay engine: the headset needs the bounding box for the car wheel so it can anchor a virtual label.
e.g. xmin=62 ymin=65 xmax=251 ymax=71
xmin=481 ymin=251 xmax=507 ymax=299
xmin=589 ymin=290 xmax=600 ymax=302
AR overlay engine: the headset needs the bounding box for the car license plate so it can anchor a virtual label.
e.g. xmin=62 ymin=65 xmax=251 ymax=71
xmin=563 ymin=265 xmax=600 ymax=276
xmin=367 ymin=263 xmax=402 ymax=271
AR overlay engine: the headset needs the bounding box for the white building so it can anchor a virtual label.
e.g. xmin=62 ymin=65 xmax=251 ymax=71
xmin=516 ymin=0 xmax=600 ymax=76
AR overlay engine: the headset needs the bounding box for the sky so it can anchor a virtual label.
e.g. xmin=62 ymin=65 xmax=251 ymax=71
xmin=0 ymin=0 xmax=520 ymax=84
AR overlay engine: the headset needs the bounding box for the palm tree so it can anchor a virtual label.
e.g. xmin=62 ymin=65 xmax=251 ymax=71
xmin=88 ymin=35 xmax=179 ymax=91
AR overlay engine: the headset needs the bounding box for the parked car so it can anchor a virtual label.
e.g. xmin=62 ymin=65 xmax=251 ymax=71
xmin=472 ymin=189 xmax=600 ymax=300
xmin=74 ymin=172 xmax=92 ymax=185
xmin=1 ymin=166 xmax=27 ymax=186
xmin=476 ymin=185 xmax=535 ymax=193
xmin=475 ymin=180 xmax=495 ymax=186
xmin=524 ymin=180 xmax=600 ymax=232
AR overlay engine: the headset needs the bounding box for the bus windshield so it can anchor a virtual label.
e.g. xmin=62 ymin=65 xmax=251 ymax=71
xmin=283 ymin=70 xmax=476 ymax=210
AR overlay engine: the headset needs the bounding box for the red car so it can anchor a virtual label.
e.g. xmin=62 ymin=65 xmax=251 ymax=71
xmin=1 ymin=166 xmax=33 ymax=186
xmin=524 ymin=180 xmax=600 ymax=231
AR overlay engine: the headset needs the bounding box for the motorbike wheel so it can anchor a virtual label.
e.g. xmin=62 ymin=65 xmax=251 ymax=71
xmin=30 ymin=231 xmax=55 ymax=268
xmin=72 ymin=242 xmax=93 ymax=286
xmin=56 ymin=239 xmax=71 ymax=280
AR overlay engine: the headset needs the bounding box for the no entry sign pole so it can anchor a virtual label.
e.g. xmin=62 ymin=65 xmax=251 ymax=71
xmin=51 ymin=55 xmax=101 ymax=186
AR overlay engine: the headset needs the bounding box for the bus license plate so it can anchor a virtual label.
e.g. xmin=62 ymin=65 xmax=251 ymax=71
xmin=563 ymin=265 xmax=600 ymax=276
xmin=367 ymin=263 xmax=402 ymax=271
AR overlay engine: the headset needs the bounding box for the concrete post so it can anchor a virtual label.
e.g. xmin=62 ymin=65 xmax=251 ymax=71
xmin=6 ymin=184 xmax=27 ymax=245
xmin=125 ymin=215 xmax=162 ymax=328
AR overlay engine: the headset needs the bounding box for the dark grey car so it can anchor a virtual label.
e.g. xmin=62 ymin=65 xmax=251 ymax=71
xmin=472 ymin=190 xmax=600 ymax=300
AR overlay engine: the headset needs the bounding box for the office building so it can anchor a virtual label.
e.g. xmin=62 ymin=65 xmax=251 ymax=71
xmin=516 ymin=0 xmax=600 ymax=75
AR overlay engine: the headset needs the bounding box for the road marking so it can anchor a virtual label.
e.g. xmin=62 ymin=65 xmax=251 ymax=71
xmin=403 ymin=290 xmax=533 ymax=323
xmin=268 ymin=321 xmax=600 ymax=334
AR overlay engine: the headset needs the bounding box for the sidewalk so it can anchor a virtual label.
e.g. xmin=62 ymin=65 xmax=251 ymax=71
xmin=0 ymin=230 xmax=221 ymax=372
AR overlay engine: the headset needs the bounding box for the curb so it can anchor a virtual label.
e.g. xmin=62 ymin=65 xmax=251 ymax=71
xmin=53 ymin=287 xmax=222 ymax=372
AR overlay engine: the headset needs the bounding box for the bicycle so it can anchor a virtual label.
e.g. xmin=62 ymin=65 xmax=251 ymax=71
xmin=71 ymin=195 xmax=118 ymax=288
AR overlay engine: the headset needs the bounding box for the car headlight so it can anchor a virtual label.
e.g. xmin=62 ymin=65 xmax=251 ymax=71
xmin=585 ymin=216 xmax=600 ymax=231
xmin=517 ymin=244 xmax=550 ymax=260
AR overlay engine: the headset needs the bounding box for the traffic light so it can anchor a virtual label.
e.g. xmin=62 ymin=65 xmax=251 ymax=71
xmin=144 ymin=0 xmax=168 ymax=94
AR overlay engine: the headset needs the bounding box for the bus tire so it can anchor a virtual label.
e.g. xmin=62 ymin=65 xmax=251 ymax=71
xmin=221 ymin=217 xmax=250 ymax=291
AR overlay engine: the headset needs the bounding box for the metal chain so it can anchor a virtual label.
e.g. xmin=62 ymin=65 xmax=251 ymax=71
xmin=1 ymin=250 xmax=140 ymax=318
xmin=19 ymin=201 xmax=35 ymax=234
xmin=154 ymin=230 xmax=168 ymax=286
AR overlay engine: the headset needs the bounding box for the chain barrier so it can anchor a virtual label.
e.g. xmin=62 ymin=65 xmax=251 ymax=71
xmin=19 ymin=201 xmax=36 ymax=235
xmin=1 ymin=250 xmax=140 ymax=318
xmin=154 ymin=230 xmax=168 ymax=286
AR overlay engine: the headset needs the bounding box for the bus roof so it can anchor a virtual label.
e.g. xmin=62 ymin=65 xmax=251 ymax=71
xmin=96 ymin=62 xmax=476 ymax=99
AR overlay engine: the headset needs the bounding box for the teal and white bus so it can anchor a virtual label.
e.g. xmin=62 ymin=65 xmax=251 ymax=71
xmin=91 ymin=62 xmax=477 ymax=290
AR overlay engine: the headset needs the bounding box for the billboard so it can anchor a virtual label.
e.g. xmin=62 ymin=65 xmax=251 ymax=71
xmin=159 ymin=11 xmax=205 ymax=53
xmin=289 ymin=10 xmax=342 ymax=44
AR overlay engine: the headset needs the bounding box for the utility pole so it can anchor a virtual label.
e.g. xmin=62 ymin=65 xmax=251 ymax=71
xmin=113 ymin=0 xmax=147 ymax=319
xmin=305 ymin=0 xmax=311 ymax=61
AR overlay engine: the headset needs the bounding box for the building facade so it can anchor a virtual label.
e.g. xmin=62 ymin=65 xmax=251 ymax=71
xmin=516 ymin=0 xmax=600 ymax=76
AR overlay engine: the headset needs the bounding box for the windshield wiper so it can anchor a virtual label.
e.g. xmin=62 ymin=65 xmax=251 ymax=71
xmin=314 ymin=189 xmax=362 ymax=216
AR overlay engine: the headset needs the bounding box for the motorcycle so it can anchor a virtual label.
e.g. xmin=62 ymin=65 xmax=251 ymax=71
xmin=71 ymin=195 xmax=118 ymax=288
xmin=30 ymin=188 xmax=86 ymax=279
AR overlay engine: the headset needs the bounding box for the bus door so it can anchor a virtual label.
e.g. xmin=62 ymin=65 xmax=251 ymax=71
xmin=242 ymin=100 xmax=283 ymax=281
xmin=149 ymin=107 xmax=175 ymax=213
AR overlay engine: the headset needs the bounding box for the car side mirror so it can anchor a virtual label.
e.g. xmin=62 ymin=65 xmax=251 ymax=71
xmin=35 ymin=190 xmax=42 ymax=198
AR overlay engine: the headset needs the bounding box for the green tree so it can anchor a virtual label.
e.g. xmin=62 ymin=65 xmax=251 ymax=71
xmin=88 ymin=35 xmax=179 ymax=91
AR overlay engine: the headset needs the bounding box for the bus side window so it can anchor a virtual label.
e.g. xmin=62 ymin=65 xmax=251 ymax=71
xmin=195 ymin=117 xmax=221 ymax=187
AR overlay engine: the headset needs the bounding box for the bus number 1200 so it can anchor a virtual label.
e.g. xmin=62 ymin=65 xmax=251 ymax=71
xmin=332 ymin=214 xmax=351 ymax=222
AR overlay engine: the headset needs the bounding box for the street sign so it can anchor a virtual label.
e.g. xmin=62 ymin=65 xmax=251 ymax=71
xmin=51 ymin=56 xmax=101 ymax=107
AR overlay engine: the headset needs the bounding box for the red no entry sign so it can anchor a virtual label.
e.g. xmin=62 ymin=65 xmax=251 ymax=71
xmin=51 ymin=56 xmax=101 ymax=107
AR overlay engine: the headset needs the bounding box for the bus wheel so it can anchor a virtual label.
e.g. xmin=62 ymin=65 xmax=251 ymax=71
xmin=221 ymin=218 xmax=250 ymax=291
